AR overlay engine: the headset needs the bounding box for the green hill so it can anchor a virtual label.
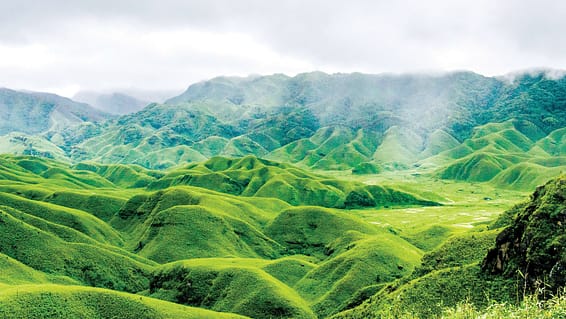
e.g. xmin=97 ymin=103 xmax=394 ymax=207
xmin=149 ymin=260 xmax=316 ymax=319
xmin=333 ymin=174 xmax=566 ymax=319
xmin=0 ymin=71 xmax=560 ymax=172
xmin=265 ymin=206 xmax=378 ymax=258
xmin=296 ymin=234 xmax=422 ymax=317
xmin=536 ymin=127 xmax=566 ymax=156
xmin=0 ymin=205 xmax=154 ymax=292
xmin=147 ymin=155 xmax=437 ymax=208
xmin=432 ymin=122 xmax=566 ymax=189
xmin=0 ymin=284 xmax=248 ymax=319
xmin=372 ymin=126 xmax=423 ymax=167
xmin=111 ymin=186 xmax=287 ymax=262
xmin=483 ymin=174 xmax=566 ymax=292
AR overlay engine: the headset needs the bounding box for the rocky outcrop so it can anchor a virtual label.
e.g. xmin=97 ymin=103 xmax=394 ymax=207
xmin=483 ymin=175 xmax=566 ymax=292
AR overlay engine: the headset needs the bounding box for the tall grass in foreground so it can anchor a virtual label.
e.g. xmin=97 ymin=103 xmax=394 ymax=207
xmin=375 ymin=288 xmax=566 ymax=319
xmin=441 ymin=288 xmax=566 ymax=319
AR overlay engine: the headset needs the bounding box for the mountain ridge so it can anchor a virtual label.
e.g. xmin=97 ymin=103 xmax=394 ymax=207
xmin=0 ymin=70 xmax=565 ymax=191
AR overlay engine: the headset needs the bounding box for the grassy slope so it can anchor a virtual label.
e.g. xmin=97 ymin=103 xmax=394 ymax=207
xmin=265 ymin=206 xmax=379 ymax=258
xmin=430 ymin=121 xmax=566 ymax=190
xmin=331 ymin=232 xmax=516 ymax=319
xmin=147 ymin=155 xmax=437 ymax=209
xmin=331 ymin=174 xmax=566 ymax=318
xmin=0 ymin=207 xmax=154 ymax=292
xmin=0 ymin=284 xmax=248 ymax=319
xmin=0 ymin=153 xmax=556 ymax=319
xmin=0 ymin=192 xmax=123 ymax=245
xmin=297 ymin=234 xmax=422 ymax=317
xmin=111 ymin=185 xmax=288 ymax=262
xmin=149 ymin=260 xmax=316 ymax=319
xmin=0 ymin=253 xmax=76 ymax=286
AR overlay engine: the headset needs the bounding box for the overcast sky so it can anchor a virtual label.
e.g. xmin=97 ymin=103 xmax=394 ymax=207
xmin=0 ymin=0 xmax=565 ymax=97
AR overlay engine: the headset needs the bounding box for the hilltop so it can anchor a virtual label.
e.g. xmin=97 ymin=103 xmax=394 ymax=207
xmin=0 ymin=71 xmax=564 ymax=185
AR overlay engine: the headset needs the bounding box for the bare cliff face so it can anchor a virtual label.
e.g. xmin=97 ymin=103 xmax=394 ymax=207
xmin=483 ymin=175 xmax=566 ymax=292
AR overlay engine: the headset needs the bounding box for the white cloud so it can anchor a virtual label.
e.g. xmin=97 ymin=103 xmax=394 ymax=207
xmin=0 ymin=44 xmax=56 ymax=69
xmin=0 ymin=0 xmax=565 ymax=97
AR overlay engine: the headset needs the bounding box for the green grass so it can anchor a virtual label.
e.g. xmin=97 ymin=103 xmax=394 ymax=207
xmin=332 ymin=265 xmax=517 ymax=319
xmin=425 ymin=122 xmax=566 ymax=190
xmin=491 ymin=162 xmax=565 ymax=190
xmin=440 ymin=289 xmax=566 ymax=319
xmin=411 ymin=229 xmax=499 ymax=278
xmin=149 ymin=260 xmax=316 ymax=319
xmin=43 ymin=191 xmax=126 ymax=221
xmin=372 ymin=126 xmax=423 ymax=166
xmin=0 ymin=207 xmax=154 ymax=292
xmin=265 ymin=206 xmax=379 ymax=259
xmin=146 ymin=155 xmax=437 ymax=208
xmin=133 ymin=204 xmax=283 ymax=262
xmin=536 ymin=127 xmax=566 ymax=156
xmin=111 ymin=185 xmax=289 ymax=262
xmin=419 ymin=129 xmax=460 ymax=159
xmin=436 ymin=152 xmax=515 ymax=182
xmin=337 ymin=174 xmax=526 ymax=252
xmin=0 ymin=192 xmax=124 ymax=245
xmin=296 ymin=233 xmax=423 ymax=317
xmin=73 ymin=162 xmax=163 ymax=188
xmin=0 ymin=152 xmax=561 ymax=319
xmin=267 ymin=126 xmax=378 ymax=170
xmin=0 ymin=253 xmax=76 ymax=286
xmin=0 ymin=284 xmax=249 ymax=319
xmin=332 ymin=173 xmax=566 ymax=319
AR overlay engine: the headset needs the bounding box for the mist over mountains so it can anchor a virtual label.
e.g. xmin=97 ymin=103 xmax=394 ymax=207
xmin=0 ymin=88 xmax=110 ymax=135
xmin=73 ymin=89 xmax=180 ymax=115
xmin=72 ymin=92 xmax=148 ymax=115
xmin=0 ymin=70 xmax=565 ymax=189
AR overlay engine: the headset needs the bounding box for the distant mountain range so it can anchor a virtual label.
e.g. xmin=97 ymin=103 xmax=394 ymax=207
xmin=72 ymin=91 xmax=149 ymax=115
xmin=72 ymin=89 xmax=180 ymax=115
xmin=0 ymin=70 xmax=565 ymax=189
xmin=0 ymin=88 xmax=110 ymax=135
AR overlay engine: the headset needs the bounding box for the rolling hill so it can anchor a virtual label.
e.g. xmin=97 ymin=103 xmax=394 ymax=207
xmin=0 ymin=69 xmax=566 ymax=318
xmin=0 ymin=70 xmax=563 ymax=177
xmin=0 ymin=154 xmax=445 ymax=318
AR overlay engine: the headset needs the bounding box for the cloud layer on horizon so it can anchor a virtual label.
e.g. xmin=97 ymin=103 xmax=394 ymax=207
xmin=0 ymin=0 xmax=565 ymax=96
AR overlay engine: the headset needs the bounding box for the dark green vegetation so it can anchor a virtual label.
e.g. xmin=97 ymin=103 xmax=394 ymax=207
xmin=483 ymin=174 xmax=566 ymax=292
